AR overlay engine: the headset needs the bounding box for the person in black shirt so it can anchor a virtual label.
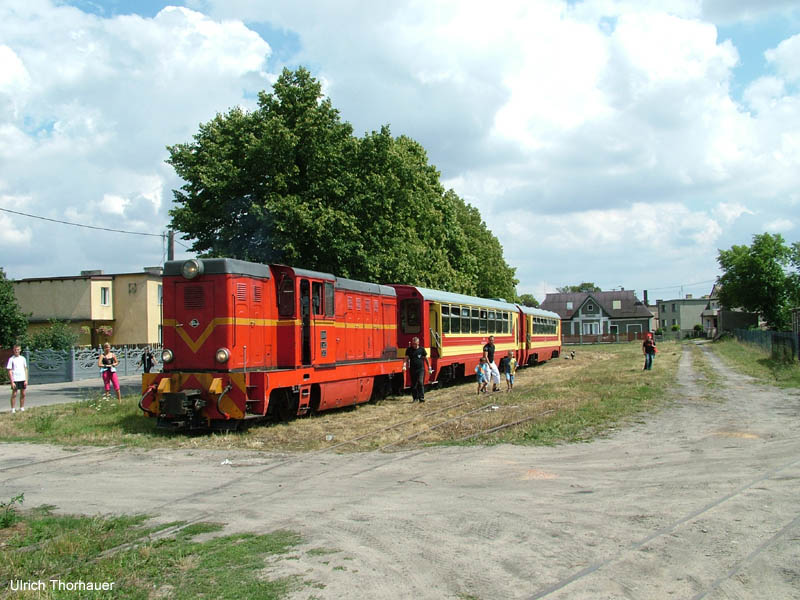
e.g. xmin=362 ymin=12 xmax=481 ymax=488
xmin=642 ymin=333 xmax=657 ymax=370
xmin=403 ymin=336 xmax=432 ymax=403
xmin=140 ymin=348 xmax=158 ymax=373
xmin=483 ymin=335 xmax=501 ymax=392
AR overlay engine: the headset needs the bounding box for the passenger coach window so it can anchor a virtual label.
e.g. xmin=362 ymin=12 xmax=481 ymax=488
xmin=278 ymin=276 xmax=295 ymax=317
xmin=471 ymin=308 xmax=479 ymax=333
xmin=324 ymin=283 xmax=335 ymax=317
xmin=401 ymin=299 xmax=421 ymax=334
xmin=442 ymin=305 xmax=450 ymax=334
xmin=450 ymin=306 xmax=460 ymax=333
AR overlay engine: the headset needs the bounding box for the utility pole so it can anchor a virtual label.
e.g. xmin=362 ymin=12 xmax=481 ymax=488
xmin=167 ymin=230 xmax=175 ymax=261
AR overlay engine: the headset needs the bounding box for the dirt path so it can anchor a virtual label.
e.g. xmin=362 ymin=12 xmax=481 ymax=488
xmin=1 ymin=343 xmax=799 ymax=599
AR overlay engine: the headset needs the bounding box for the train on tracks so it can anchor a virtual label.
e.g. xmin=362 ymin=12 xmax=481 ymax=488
xmin=139 ymin=258 xmax=561 ymax=430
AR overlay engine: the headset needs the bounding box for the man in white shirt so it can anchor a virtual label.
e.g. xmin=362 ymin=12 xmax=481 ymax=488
xmin=6 ymin=345 xmax=28 ymax=413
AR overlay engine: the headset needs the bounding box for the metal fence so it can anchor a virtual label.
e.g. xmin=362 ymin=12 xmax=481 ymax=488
xmin=733 ymin=329 xmax=799 ymax=362
xmin=19 ymin=346 xmax=162 ymax=384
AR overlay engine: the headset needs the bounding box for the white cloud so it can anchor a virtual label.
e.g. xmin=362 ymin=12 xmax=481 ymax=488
xmin=763 ymin=218 xmax=795 ymax=232
xmin=715 ymin=202 xmax=754 ymax=224
xmin=1 ymin=0 xmax=799 ymax=298
xmin=765 ymin=33 xmax=800 ymax=84
xmin=0 ymin=0 xmax=275 ymax=277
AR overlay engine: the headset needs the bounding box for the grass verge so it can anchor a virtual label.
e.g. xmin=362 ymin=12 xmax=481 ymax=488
xmin=0 ymin=496 xmax=302 ymax=600
xmin=710 ymin=337 xmax=800 ymax=388
xmin=0 ymin=342 xmax=681 ymax=451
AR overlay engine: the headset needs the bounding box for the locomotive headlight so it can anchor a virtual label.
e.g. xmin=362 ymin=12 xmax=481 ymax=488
xmin=181 ymin=259 xmax=204 ymax=280
xmin=215 ymin=347 xmax=231 ymax=363
xmin=161 ymin=348 xmax=174 ymax=363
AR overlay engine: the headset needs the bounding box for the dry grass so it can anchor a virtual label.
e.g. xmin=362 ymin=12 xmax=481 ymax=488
xmin=0 ymin=341 xmax=680 ymax=452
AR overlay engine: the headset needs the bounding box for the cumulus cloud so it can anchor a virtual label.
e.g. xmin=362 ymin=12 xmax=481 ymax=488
xmin=2 ymin=0 xmax=799 ymax=299
xmin=0 ymin=1 xmax=274 ymax=277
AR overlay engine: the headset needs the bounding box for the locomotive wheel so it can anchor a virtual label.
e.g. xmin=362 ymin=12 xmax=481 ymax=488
xmin=271 ymin=389 xmax=298 ymax=421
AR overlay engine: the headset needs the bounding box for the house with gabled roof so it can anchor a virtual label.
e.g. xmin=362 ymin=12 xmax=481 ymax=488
xmin=540 ymin=290 xmax=653 ymax=339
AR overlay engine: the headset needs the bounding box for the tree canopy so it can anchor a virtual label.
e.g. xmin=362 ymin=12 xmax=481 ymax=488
xmin=517 ymin=294 xmax=540 ymax=307
xmin=717 ymin=233 xmax=800 ymax=330
xmin=167 ymin=67 xmax=517 ymax=299
xmin=0 ymin=268 xmax=27 ymax=349
xmin=557 ymin=283 xmax=601 ymax=293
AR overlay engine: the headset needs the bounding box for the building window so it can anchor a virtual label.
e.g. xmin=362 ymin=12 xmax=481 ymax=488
xmin=613 ymin=300 xmax=621 ymax=310
xmin=672 ymin=303 xmax=677 ymax=312
xmin=566 ymin=301 xmax=573 ymax=310
xmin=100 ymin=287 xmax=110 ymax=306
xmin=158 ymin=284 xmax=163 ymax=306
xmin=587 ymin=303 xmax=594 ymax=312
xmin=671 ymin=319 xmax=677 ymax=326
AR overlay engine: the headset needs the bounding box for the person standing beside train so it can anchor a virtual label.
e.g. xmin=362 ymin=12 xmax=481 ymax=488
xmin=483 ymin=335 xmax=501 ymax=392
xmin=403 ymin=336 xmax=431 ymax=403
xmin=7 ymin=344 xmax=28 ymax=413
xmin=97 ymin=343 xmax=122 ymax=402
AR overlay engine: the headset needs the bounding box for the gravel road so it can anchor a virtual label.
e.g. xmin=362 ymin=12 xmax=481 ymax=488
xmin=1 ymin=343 xmax=799 ymax=599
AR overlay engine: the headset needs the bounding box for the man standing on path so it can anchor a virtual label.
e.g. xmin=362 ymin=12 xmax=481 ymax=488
xmin=6 ymin=344 xmax=28 ymax=413
xmin=403 ymin=336 xmax=431 ymax=403
xmin=483 ymin=335 xmax=501 ymax=392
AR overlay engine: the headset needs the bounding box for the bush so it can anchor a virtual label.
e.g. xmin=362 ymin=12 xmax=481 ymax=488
xmin=693 ymin=324 xmax=703 ymax=332
xmin=22 ymin=320 xmax=79 ymax=351
xmin=671 ymin=325 xmax=680 ymax=332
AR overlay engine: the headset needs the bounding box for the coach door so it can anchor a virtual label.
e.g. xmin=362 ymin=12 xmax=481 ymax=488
xmin=429 ymin=303 xmax=442 ymax=357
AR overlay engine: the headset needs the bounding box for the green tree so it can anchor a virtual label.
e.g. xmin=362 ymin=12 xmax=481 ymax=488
xmin=0 ymin=268 xmax=27 ymax=348
xmin=557 ymin=283 xmax=601 ymax=293
xmin=517 ymin=294 xmax=540 ymax=307
xmin=167 ymin=67 xmax=517 ymax=298
xmin=717 ymin=233 xmax=800 ymax=329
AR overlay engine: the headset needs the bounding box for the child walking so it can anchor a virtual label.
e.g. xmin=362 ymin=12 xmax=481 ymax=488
xmin=475 ymin=357 xmax=490 ymax=394
xmin=503 ymin=350 xmax=518 ymax=391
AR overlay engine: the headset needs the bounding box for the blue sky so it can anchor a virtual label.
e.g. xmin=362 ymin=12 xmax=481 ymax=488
xmin=2 ymin=0 xmax=799 ymax=302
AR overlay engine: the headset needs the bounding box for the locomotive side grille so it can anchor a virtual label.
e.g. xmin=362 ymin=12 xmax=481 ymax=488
xmin=184 ymin=285 xmax=205 ymax=309
xmin=253 ymin=285 xmax=262 ymax=302
xmin=236 ymin=283 xmax=247 ymax=301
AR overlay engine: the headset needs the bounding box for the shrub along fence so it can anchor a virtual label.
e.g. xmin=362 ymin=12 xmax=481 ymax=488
xmin=11 ymin=346 xmax=161 ymax=384
xmin=733 ymin=329 xmax=799 ymax=362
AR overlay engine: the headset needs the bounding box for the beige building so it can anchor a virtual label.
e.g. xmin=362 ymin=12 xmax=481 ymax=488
xmin=13 ymin=268 xmax=163 ymax=346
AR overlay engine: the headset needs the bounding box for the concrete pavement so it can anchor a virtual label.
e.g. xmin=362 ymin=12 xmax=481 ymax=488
xmin=2 ymin=374 xmax=145 ymax=412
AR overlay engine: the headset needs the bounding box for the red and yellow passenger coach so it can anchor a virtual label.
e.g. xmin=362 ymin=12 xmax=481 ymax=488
xmin=390 ymin=286 xmax=561 ymax=384
xmin=141 ymin=258 xmax=403 ymax=429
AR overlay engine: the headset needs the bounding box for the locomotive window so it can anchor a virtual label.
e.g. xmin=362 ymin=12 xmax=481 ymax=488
xmin=278 ymin=276 xmax=295 ymax=317
xmin=401 ymin=298 xmax=421 ymax=334
xmin=324 ymin=282 xmax=335 ymax=317
xmin=312 ymin=282 xmax=322 ymax=315
xmin=471 ymin=308 xmax=479 ymax=333
xmin=503 ymin=312 xmax=509 ymax=334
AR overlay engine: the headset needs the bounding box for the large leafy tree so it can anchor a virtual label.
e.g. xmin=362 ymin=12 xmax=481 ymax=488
xmin=0 ymin=268 xmax=27 ymax=348
xmin=717 ymin=233 xmax=800 ymax=329
xmin=167 ymin=67 xmax=517 ymax=297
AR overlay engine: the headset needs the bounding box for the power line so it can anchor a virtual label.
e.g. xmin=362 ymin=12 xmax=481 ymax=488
xmin=0 ymin=206 xmax=192 ymax=250
xmin=0 ymin=206 xmax=164 ymax=237
xmin=644 ymin=279 xmax=717 ymax=292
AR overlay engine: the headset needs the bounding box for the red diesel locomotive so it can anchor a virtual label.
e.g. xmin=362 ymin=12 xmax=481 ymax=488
xmin=140 ymin=258 xmax=561 ymax=430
